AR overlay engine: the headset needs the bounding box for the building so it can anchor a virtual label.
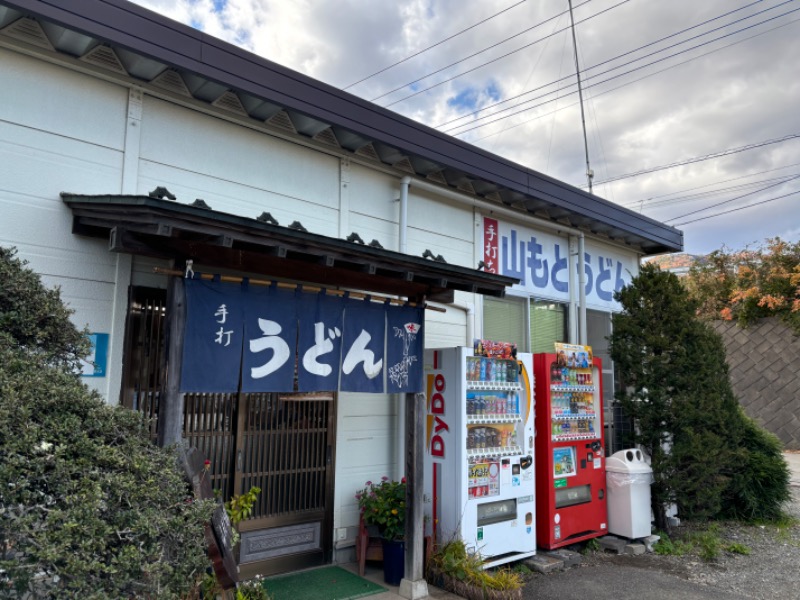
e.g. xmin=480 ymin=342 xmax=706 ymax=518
xmin=0 ymin=0 xmax=682 ymax=592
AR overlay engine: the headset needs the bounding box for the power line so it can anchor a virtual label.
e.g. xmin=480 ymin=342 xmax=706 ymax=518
xmin=378 ymin=0 xmax=624 ymax=106
xmin=672 ymin=189 xmax=800 ymax=226
xmin=463 ymin=16 xmax=800 ymax=143
xmin=630 ymin=174 xmax=800 ymax=210
xmin=623 ymin=161 xmax=800 ymax=207
xmin=666 ymin=174 xmax=800 ymax=222
xmin=439 ymin=0 xmax=769 ymax=129
xmin=445 ymin=5 xmax=800 ymax=136
xmin=593 ymin=134 xmax=800 ymax=185
xmin=342 ymin=0 xmax=528 ymax=91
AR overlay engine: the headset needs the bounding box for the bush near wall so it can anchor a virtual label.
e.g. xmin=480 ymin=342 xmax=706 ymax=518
xmin=610 ymin=264 xmax=790 ymax=534
xmin=0 ymin=247 xmax=215 ymax=599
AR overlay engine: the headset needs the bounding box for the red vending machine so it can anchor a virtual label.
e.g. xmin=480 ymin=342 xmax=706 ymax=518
xmin=533 ymin=345 xmax=607 ymax=549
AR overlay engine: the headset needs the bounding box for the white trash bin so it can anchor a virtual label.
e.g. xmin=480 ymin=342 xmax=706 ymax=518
xmin=606 ymin=448 xmax=654 ymax=539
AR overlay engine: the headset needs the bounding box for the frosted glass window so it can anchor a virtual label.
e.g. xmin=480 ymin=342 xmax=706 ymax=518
xmin=530 ymin=301 xmax=567 ymax=354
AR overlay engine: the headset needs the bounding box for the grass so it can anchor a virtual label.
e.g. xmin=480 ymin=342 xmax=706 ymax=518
xmin=581 ymin=538 xmax=600 ymax=554
xmin=653 ymin=531 xmax=692 ymax=556
xmin=654 ymin=521 xmax=762 ymax=562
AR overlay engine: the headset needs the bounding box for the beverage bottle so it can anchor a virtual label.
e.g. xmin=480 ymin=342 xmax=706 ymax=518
xmin=480 ymin=357 xmax=487 ymax=381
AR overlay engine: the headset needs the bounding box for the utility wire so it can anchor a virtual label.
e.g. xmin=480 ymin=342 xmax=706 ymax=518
xmin=465 ymin=16 xmax=800 ymax=145
xmin=445 ymin=4 xmax=800 ymax=135
xmin=342 ymin=0 xmax=528 ymax=90
xmin=666 ymin=174 xmax=800 ymax=222
xmin=594 ymin=135 xmax=800 ymax=185
xmin=628 ymin=174 xmax=800 ymax=210
xmin=672 ymin=189 xmax=800 ymax=226
xmin=623 ymin=161 xmax=800 ymax=208
xmin=377 ymin=0 xmax=624 ymax=105
xmin=438 ymin=0 xmax=775 ymax=129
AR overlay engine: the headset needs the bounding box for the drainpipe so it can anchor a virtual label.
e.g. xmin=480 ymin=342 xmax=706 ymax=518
xmin=578 ymin=233 xmax=587 ymax=345
xmin=568 ymin=236 xmax=578 ymax=344
xmin=399 ymin=176 xmax=411 ymax=254
xmin=448 ymin=300 xmax=475 ymax=345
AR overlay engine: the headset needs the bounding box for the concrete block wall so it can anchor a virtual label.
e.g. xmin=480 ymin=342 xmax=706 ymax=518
xmin=710 ymin=318 xmax=800 ymax=450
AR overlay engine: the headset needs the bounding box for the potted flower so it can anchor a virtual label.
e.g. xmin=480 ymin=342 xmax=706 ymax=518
xmin=356 ymin=476 xmax=407 ymax=585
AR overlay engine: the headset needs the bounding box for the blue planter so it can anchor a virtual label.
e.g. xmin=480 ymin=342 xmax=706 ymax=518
xmin=381 ymin=539 xmax=405 ymax=586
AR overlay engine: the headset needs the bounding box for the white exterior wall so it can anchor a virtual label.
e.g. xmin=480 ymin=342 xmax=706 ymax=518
xmin=0 ymin=41 xmax=641 ymax=553
xmin=0 ymin=48 xmax=127 ymax=397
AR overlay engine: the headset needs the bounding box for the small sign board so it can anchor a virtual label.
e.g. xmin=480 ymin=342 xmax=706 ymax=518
xmin=80 ymin=333 xmax=109 ymax=377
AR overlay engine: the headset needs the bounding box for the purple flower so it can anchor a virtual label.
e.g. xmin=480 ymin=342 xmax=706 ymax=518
xmin=381 ymin=476 xmax=389 ymax=481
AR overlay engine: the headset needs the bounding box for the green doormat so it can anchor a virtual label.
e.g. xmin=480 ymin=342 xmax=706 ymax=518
xmin=263 ymin=566 xmax=386 ymax=600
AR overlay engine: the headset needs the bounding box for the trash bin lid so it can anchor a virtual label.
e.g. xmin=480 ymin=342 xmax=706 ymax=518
xmin=605 ymin=448 xmax=653 ymax=474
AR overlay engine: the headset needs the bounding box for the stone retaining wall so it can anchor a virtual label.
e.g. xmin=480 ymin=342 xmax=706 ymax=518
xmin=710 ymin=318 xmax=800 ymax=450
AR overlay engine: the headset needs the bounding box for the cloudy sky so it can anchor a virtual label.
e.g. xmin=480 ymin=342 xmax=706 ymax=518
xmin=130 ymin=0 xmax=800 ymax=256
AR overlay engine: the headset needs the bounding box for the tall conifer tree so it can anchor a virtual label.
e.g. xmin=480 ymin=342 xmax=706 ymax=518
xmin=610 ymin=264 xmax=789 ymax=533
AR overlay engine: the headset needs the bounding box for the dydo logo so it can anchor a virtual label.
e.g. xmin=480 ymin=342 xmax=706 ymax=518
xmin=426 ymin=351 xmax=450 ymax=458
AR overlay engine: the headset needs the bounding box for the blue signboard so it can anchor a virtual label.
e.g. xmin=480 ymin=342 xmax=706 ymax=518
xmin=81 ymin=333 xmax=109 ymax=377
xmin=180 ymin=279 xmax=424 ymax=394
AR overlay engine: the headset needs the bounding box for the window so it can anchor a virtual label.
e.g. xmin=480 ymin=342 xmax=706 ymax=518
xmin=529 ymin=301 xmax=567 ymax=354
xmin=483 ymin=297 xmax=527 ymax=351
xmin=483 ymin=297 xmax=568 ymax=353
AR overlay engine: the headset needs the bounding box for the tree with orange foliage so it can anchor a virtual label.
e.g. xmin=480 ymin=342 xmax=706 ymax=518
xmin=685 ymin=238 xmax=800 ymax=334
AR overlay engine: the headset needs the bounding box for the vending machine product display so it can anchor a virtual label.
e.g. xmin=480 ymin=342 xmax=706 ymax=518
xmin=533 ymin=345 xmax=607 ymax=549
xmin=423 ymin=345 xmax=536 ymax=567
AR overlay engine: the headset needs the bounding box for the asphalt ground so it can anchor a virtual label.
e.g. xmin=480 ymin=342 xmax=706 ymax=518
xmin=350 ymin=452 xmax=800 ymax=600
xmin=522 ymin=452 xmax=800 ymax=600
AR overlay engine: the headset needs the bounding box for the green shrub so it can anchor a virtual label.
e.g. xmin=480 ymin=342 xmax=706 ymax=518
xmin=723 ymin=411 xmax=790 ymax=521
xmin=610 ymin=263 xmax=792 ymax=532
xmin=0 ymin=247 xmax=215 ymax=599
xmin=0 ymin=247 xmax=89 ymax=370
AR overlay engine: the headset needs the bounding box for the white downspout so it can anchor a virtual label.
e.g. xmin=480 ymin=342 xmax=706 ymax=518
xmin=578 ymin=233 xmax=587 ymax=345
xmin=399 ymin=176 xmax=411 ymax=254
xmin=568 ymin=235 xmax=578 ymax=344
xmin=449 ymin=300 xmax=475 ymax=345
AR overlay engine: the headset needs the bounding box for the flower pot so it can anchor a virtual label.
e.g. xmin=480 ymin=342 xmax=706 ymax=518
xmin=381 ymin=539 xmax=405 ymax=586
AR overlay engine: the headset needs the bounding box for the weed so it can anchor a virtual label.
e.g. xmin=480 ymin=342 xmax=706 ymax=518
xmin=653 ymin=532 xmax=691 ymax=556
xmin=512 ymin=563 xmax=533 ymax=575
xmin=582 ymin=538 xmax=600 ymax=554
xmin=689 ymin=525 xmax=722 ymax=561
xmin=725 ymin=542 xmax=750 ymax=555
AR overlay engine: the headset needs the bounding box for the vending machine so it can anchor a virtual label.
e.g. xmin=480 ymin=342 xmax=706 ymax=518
xmin=423 ymin=345 xmax=536 ymax=568
xmin=533 ymin=345 xmax=607 ymax=549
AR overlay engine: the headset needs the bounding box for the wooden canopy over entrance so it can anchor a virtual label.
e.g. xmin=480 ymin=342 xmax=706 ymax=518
xmin=61 ymin=192 xmax=517 ymax=303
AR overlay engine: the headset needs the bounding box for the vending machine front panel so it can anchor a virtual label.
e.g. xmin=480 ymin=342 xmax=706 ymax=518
xmin=534 ymin=351 xmax=608 ymax=550
xmin=424 ymin=347 xmax=536 ymax=568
